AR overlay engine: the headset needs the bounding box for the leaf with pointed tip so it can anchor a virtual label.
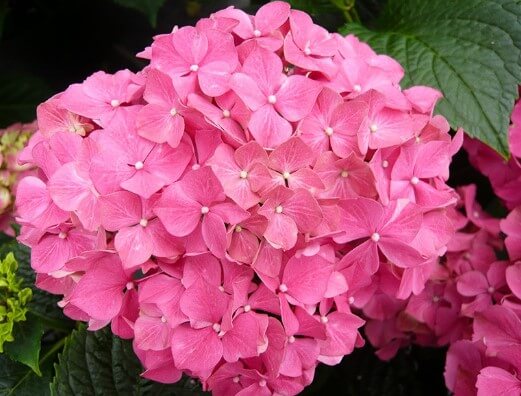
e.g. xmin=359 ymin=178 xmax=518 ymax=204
xmin=341 ymin=0 xmax=521 ymax=157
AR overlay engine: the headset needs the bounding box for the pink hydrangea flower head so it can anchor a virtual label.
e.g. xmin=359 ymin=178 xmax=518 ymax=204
xmin=14 ymin=4 xmax=465 ymax=394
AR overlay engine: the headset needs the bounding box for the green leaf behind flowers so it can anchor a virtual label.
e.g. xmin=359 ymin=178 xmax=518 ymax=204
xmin=341 ymin=0 xmax=521 ymax=157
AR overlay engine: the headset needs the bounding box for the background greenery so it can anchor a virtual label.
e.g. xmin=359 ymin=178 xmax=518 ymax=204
xmin=1 ymin=0 xmax=520 ymax=394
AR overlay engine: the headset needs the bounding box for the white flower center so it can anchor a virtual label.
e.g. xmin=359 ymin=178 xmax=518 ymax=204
xmin=279 ymin=283 xmax=288 ymax=293
xmin=110 ymin=99 xmax=120 ymax=107
xmin=190 ymin=64 xmax=199 ymax=72
xmin=275 ymin=205 xmax=283 ymax=214
xmin=222 ymin=109 xmax=231 ymax=118
xmin=233 ymin=376 xmax=240 ymax=383
xmin=243 ymin=304 xmax=251 ymax=312
xmin=58 ymin=232 xmax=67 ymax=239
xmin=410 ymin=176 xmax=419 ymax=185
xmin=235 ymin=225 xmax=243 ymax=233
xmin=370 ymin=124 xmax=378 ymax=133
xmin=371 ymin=232 xmax=380 ymax=242
xmin=348 ymin=296 xmax=355 ymax=304
xmin=282 ymin=171 xmax=291 ymax=180
xmin=341 ymin=170 xmax=349 ymax=178
xmin=240 ymin=170 xmax=248 ymax=179
xmin=353 ymin=84 xmax=362 ymax=92
xmin=201 ymin=206 xmax=210 ymax=214
xmin=192 ymin=163 xmax=201 ymax=170
xmin=218 ymin=285 xmax=225 ymax=292
xmin=212 ymin=323 xmax=221 ymax=332
xmin=320 ymin=315 xmax=329 ymax=324
xmin=170 ymin=107 xmax=178 ymax=116
xmin=134 ymin=161 xmax=144 ymax=170
xmin=139 ymin=218 xmax=148 ymax=227
xmin=259 ymin=380 xmax=267 ymax=387
xmin=304 ymin=47 xmax=312 ymax=55
xmin=268 ymin=95 xmax=277 ymax=104
xmin=488 ymin=286 xmax=495 ymax=293
xmin=382 ymin=160 xmax=389 ymax=168
xmin=253 ymin=29 xmax=262 ymax=37
xmin=160 ymin=316 xmax=166 ymax=323
xmin=432 ymin=296 xmax=440 ymax=303
xmin=288 ymin=335 xmax=296 ymax=343
xmin=126 ymin=281 xmax=134 ymax=290
xmin=325 ymin=126 xmax=334 ymax=136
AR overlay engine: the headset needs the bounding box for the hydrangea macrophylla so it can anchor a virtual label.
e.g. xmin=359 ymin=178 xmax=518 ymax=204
xmin=14 ymin=5 xmax=463 ymax=395
xmin=358 ymin=108 xmax=521 ymax=396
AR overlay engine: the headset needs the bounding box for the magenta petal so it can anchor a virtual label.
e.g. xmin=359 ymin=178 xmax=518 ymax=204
xmin=282 ymin=254 xmax=333 ymax=305
xmin=248 ymin=104 xmax=292 ymax=148
xmin=263 ymin=213 xmax=298 ymax=250
xmin=456 ymin=271 xmax=489 ymax=297
xmin=476 ymin=367 xmax=521 ymax=396
xmin=378 ymin=238 xmax=425 ymax=268
xmin=134 ymin=315 xmax=172 ymax=351
xmin=69 ymin=254 xmax=127 ymax=321
xmin=171 ymin=325 xmax=223 ymax=376
xmin=230 ymin=73 xmax=266 ymax=111
xmin=100 ymin=190 xmax=141 ymax=231
xmin=180 ymin=278 xmax=229 ymax=324
xmin=222 ymin=312 xmax=265 ymax=361
xmin=153 ymin=183 xmax=201 ymax=237
xmin=506 ymin=262 xmax=521 ymax=300
xmin=276 ymin=75 xmax=321 ymax=121
xmin=202 ymin=212 xmax=228 ymax=258
xmin=115 ymin=226 xmax=154 ymax=268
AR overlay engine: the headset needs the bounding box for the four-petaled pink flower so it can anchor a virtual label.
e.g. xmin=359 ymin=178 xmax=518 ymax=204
xmin=230 ymin=46 xmax=321 ymax=148
xmin=154 ymin=166 xmax=249 ymax=257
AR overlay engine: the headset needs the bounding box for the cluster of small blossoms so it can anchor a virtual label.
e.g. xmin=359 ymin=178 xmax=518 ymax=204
xmin=362 ymin=98 xmax=521 ymax=396
xmin=14 ymin=3 xmax=462 ymax=394
xmin=0 ymin=122 xmax=36 ymax=235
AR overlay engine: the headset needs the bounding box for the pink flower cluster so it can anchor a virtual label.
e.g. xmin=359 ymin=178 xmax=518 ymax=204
xmin=0 ymin=122 xmax=37 ymax=235
xmin=15 ymin=3 xmax=462 ymax=394
xmin=361 ymin=98 xmax=521 ymax=396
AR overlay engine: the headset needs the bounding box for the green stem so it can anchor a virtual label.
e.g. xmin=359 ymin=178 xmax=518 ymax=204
xmin=39 ymin=336 xmax=66 ymax=365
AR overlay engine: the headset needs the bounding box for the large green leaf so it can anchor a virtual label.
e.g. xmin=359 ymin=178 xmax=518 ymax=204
xmin=51 ymin=326 xmax=208 ymax=396
xmin=4 ymin=313 xmax=44 ymax=375
xmin=112 ymin=0 xmax=166 ymax=27
xmin=0 ymin=338 xmax=63 ymax=396
xmin=341 ymin=0 xmax=521 ymax=157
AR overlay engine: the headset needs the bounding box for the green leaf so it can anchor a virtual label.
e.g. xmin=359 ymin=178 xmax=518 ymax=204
xmin=0 ymin=73 xmax=51 ymax=128
xmin=340 ymin=0 xmax=521 ymax=157
xmin=4 ymin=313 xmax=44 ymax=376
xmin=52 ymin=326 xmax=208 ymax=396
xmin=0 ymin=337 xmax=64 ymax=396
xmin=112 ymin=0 xmax=166 ymax=27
